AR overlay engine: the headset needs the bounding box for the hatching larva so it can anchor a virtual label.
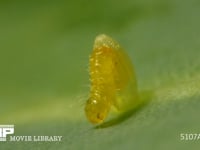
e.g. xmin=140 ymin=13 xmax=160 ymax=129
xmin=85 ymin=34 xmax=139 ymax=124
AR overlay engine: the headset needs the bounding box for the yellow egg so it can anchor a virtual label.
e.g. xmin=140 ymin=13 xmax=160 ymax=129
xmin=85 ymin=34 xmax=139 ymax=124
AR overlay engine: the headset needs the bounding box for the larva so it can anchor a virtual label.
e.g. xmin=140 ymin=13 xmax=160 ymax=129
xmin=85 ymin=34 xmax=139 ymax=124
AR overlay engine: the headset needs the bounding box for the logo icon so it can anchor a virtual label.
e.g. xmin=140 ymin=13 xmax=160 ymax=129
xmin=0 ymin=125 xmax=14 ymax=141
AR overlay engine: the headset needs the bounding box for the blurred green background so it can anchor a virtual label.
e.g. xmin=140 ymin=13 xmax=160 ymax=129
xmin=1 ymin=0 xmax=200 ymax=149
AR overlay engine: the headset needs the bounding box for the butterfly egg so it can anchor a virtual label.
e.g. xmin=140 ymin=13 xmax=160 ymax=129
xmin=85 ymin=34 xmax=139 ymax=124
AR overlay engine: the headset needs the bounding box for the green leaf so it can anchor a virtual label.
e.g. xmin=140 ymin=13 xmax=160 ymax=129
xmin=1 ymin=0 xmax=200 ymax=149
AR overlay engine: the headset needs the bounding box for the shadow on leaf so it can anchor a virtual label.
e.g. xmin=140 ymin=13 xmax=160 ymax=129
xmin=95 ymin=90 xmax=154 ymax=129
